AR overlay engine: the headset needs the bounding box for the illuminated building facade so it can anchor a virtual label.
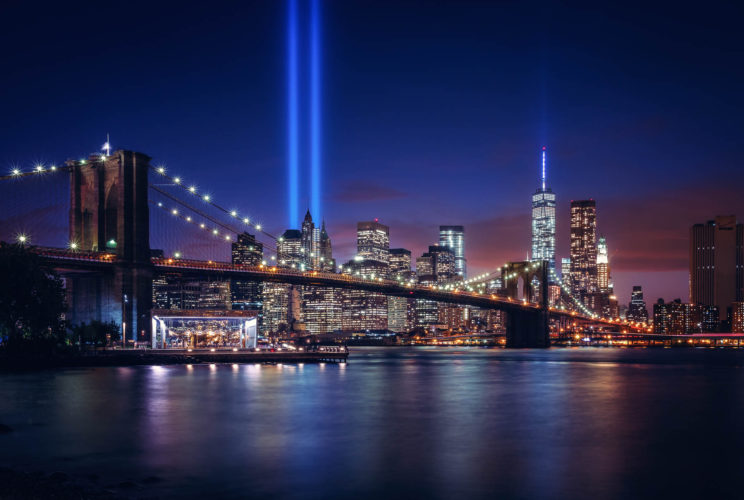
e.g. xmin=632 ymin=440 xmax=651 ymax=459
xmin=340 ymin=220 xmax=391 ymax=332
xmin=732 ymin=303 xmax=744 ymax=333
xmin=531 ymin=147 xmax=556 ymax=277
xmin=561 ymin=258 xmax=571 ymax=282
xmin=262 ymin=229 xmax=304 ymax=333
xmin=570 ymin=199 xmax=598 ymax=299
xmin=415 ymin=245 xmax=457 ymax=330
xmin=388 ymin=248 xmax=413 ymax=332
xmin=341 ymin=258 xmax=388 ymax=332
xmin=597 ymin=236 xmax=611 ymax=292
xmin=627 ymin=286 xmax=649 ymax=323
xmin=654 ymin=299 xmax=720 ymax=334
xmin=439 ymin=226 xmax=466 ymax=278
xmin=231 ymin=232 xmax=263 ymax=312
xmin=300 ymin=212 xmax=341 ymax=334
xmin=198 ymin=281 xmax=231 ymax=310
xmin=690 ymin=216 xmax=744 ymax=327
xmin=357 ymin=220 xmax=390 ymax=266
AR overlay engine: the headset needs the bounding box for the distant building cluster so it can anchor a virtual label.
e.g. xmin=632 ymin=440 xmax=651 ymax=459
xmin=530 ymin=149 xmax=621 ymax=319
xmin=652 ymin=215 xmax=744 ymax=333
xmin=151 ymin=148 xmax=744 ymax=337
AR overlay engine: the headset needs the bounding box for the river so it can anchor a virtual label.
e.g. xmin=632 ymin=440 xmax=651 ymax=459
xmin=2 ymin=347 xmax=744 ymax=499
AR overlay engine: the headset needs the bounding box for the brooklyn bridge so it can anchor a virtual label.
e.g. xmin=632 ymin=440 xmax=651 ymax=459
xmin=0 ymin=149 xmax=647 ymax=347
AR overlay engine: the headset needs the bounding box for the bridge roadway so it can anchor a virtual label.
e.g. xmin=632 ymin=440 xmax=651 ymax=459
xmin=32 ymin=246 xmax=646 ymax=332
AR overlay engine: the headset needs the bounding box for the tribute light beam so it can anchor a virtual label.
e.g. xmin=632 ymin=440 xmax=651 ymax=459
xmin=287 ymin=0 xmax=299 ymax=228
xmin=310 ymin=0 xmax=322 ymax=223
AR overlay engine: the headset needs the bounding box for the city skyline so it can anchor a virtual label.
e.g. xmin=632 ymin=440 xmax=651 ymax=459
xmin=1 ymin=2 xmax=743 ymax=305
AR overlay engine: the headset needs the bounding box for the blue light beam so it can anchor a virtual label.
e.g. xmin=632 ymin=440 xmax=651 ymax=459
xmin=310 ymin=0 xmax=322 ymax=223
xmin=287 ymin=0 xmax=299 ymax=228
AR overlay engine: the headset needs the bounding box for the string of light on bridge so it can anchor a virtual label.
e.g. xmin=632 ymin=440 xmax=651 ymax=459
xmin=150 ymin=200 xmax=236 ymax=243
xmin=149 ymin=197 xmax=280 ymax=261
xmin=2 ymin=163 xmax=69 ymax=181
xmin=150 ymin=164 xmax=277 ymax=241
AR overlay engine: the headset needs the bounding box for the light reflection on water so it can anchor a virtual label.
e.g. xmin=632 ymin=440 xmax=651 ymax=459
xmin=1 ymin=347 xmax=744 ymax=499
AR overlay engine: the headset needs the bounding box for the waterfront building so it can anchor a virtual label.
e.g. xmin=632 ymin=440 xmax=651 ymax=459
xmin=261 ymin=229 xmax=304 ymax=333
xmin=570 ymin=199 xmax=599 ymax=300
xmin=414 ymin=245 xmax=457 ymax=330
xmin=340 ymin=258 xmax=388 ymax=332
xmin=414 ymin=252 xmax=437 ymax=329
xmin=388 ymin=248 xmax=414 ymax=332
xmin=341 ymin=220 xmax=391 ymax=332
xmin=627 ymin=286 xmax=649 ymax=323
xmin=439 ymin=226 xmax=466 ymax=278
xmin=298 ymin=212 xmax=340 ymax=334
xmin=690 ymin=216 xmax=744 ymax=326
xmin=231 ymin=232 xmax=263 ymax=312
xmin=303 ymin=286 xmax=341 ymax=335
xmin=654 ymin=299 xmax=719 ymax=334
xmin=198 ymin=281 xmax=231 ymax=310
xmin=531 ymin=147 xmax=556 ymax=277
xmin=261 ymin=282 xmax=291 ymax=334
xmin=733 ymin=303 xmax=744 ymax=333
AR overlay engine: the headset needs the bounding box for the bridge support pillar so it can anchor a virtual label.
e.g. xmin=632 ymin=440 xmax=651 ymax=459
xmin=505 ymin=309 xmax=550 ymax=348
xmin=117 ymin=263 xmax=152 ymax=344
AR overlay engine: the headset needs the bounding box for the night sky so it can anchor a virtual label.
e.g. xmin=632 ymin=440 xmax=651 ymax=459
xmin=1 ymin=1 xmax=743 ymax=305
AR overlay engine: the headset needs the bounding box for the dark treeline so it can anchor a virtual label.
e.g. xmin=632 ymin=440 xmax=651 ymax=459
xmin=0 ymin=242 xmax=119 ymax=357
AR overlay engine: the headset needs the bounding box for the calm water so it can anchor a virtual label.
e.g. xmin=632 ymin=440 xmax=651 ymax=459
xmin=2 ymin=347 xmax=744 ymax=499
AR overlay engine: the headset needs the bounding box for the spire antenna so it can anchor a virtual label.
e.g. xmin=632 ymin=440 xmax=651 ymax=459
xmin=102 ymin=134 xmax=111 ymax=157
xmin=541 ymin=146 xmax=547 ymax=191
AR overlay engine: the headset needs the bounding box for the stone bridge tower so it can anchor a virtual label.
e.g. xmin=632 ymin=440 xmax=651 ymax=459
xmin=500 ymin=260 xmax=550 ymax=348
xmin=67 ymin=151 xmax=152 ymax=342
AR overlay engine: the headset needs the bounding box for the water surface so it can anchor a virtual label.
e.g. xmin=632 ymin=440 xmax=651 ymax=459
xmin=2 ymin=347 xmax=743 ymax=499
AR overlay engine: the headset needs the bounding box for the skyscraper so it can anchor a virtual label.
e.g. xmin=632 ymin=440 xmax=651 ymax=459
xmin=357 ymin=220 xmax=390 ymax=266
xmin=597 ymin=236 xmax=611 ymax=292
xmin=531 ymin=147 xmax=557 ymax=277
xmin=388 ymin=248 xmax=413 ymax=332
xmin=262 ymin=229 xmax=303 ymax=333
xmin=626 ymin=285 xmax=649 ymax=323
xmin=301 ymin=210 xmax=317 ymax=269
xmin=439 ymin=226 xmax=466 ymax=278
xmin=231 ymin=232 xmax=263 ymax=312
xmin=341 ymin=220 xmax=391 ymax=332
xmin=690 ymin=216 xmax=744 ymax=325
xmin=415 ymin=245 xmax=456 ymax=330
xmin=301 ymin=213 xmax=340 ymax=334
xmin=569 ymin=199 xmax=598 ymax=298
xmin=318 ymin=221 xmax=333 ymax=271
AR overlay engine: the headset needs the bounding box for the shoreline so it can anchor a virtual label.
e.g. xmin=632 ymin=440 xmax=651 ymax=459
xmin=0 ymin=349 xmax=348 ymax=372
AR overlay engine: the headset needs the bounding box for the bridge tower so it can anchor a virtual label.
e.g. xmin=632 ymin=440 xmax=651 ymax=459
xmin=67 ymin=151 xmax=152 ymax=342
xmin=500 ymin=260 xmax=550 ymax=348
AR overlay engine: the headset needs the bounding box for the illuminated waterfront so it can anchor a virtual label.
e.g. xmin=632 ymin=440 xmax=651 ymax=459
xmin=2 ymin=347 xmax=744 ymax=499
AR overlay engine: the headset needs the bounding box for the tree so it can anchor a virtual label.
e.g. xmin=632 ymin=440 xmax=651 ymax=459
xmin=0 ymin=243 xmax=67 ymax=354
xmin=72 ymin=320 xmax=120 ymax=350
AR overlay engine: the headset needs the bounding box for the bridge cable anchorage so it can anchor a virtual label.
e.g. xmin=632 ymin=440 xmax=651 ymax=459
xmin=149 ymin=165 xmax=277 ymax=241
xmin=148 ymin=186 xmax=279 ymax=255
